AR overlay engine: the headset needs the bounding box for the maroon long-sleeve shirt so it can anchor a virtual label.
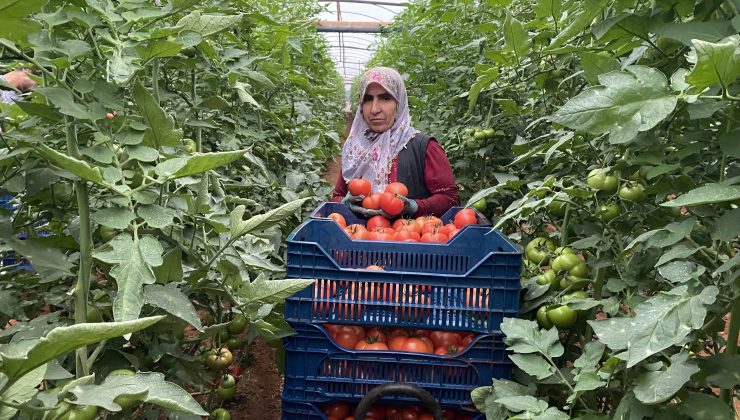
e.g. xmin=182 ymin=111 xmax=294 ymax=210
xmin=331 ymin=139 xmax=460 ymax=217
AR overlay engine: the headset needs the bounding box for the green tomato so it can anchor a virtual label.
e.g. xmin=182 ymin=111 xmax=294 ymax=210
xmin=463 ymin=127 xmax=475 ymax=136
xmin=551 ymin=253 xmax=581 ymax=273
xmin=601 ymin=175 xmax=618 ymax=193
xmin=98 ymin=225 xmax=117 ymax=242
xmin=473 ymin=130 xmax=486 ymax=140
xmin=184 ymin=144 xmax=196 ymax=153
xmin=109 ymin=369 xmax=135 ymax=376
xmin=619 ymin=184 xmax=646 ymax=202
xmin=217 ymin=384 xmax=236 ymax=400
xmin=587 ymin=169 xmax=618 ymax=192
xmin=547 ymin=200 xmax=567 ymax=217
xmin=560 ymin=275 xmax=589 ymax=290
xmin=563 ymin=291 xmax=588 ymax=301
xmin=228 ymin=314 xmax=248 ymax=334
xmin=569 ymin=261 xmax=589 ymax=278
xmin=206 ymin=347 xmax=233 ymax=371
xmin=225 ymin=337 xmax=242 ymax=350
xmin=554 ymin=246 xmax=574 ymax=256
xmin=483 ymin=128 xmax=495 ymax=138
xmin=471 ymin=198 xmax=487 ymax=212
xmin=546 ymin=305 xmax=577 ymax=329
xmin=217 ymin=330 xmax=230 ymax=342
xmin=183 ymin=138 xmax=196 ymax=148
xmin=597 ymin=204 xmax=620 ymax=222
xmin=536 ymin=306 xmax=552 ymax=329
xmin=86 ymin=304 xmax=102 ymax=323
xmin=59 ymin=405 xmax=98 ymax=420
xmin=220 ymin=373 xmax=236 ymax=389
xmin=536 ymin=270 xmax=559 ymax=290
xmin=210 ymin=408 xmax=232 ymax=420
xmin=525 ymin=237 xmax=556 ymax=264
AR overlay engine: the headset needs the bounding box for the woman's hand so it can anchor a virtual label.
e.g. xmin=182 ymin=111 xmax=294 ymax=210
xmin=341 ymin=193 xmax=392 ymax=218
xmin=396 ymin=195 xmax=418 ymax=217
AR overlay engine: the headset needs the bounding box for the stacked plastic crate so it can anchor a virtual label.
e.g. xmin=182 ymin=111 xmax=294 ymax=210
xmin=0 ymin=194 xmax=51 ymax=271
xmin=281 ymin=202 xmax=522 ymax=419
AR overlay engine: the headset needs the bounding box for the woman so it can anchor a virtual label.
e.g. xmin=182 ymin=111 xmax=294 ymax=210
xmin=331 ymin=67 xmax=460 ymax=217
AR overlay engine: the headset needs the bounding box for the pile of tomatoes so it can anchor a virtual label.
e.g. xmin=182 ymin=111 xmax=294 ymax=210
xmin=327 ymin=210 xmax=479 ymax=243
xmin=323 ymin=324 xmax=477 ymax=356
xmin=323 ymin=401 xmax=474 ymax=420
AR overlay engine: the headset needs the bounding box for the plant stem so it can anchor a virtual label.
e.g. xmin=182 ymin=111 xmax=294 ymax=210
xmin=152 ymin=59 xmax=160 ymax=104
xmin=719 ymin=297 xmax=740 ymax=404
xmin=66 ymin=117 xmax=92 ymax=377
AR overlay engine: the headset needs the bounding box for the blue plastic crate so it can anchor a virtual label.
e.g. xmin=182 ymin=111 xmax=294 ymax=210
xmin=0 ymin=194 xmax=18 ymax=212
xmin=281 ymin=397 xmax=484 ymax=420
xmin=282 ymin=323 xmax=512 ymax=408
xmin=285 ymin=211 xmax=521 ymax=334
xmin=309 ymin=202 xmax=491 ymax=226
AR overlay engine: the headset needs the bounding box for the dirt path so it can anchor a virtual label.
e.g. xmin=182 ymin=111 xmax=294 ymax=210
xmin=225 ymin=336 xmax=282 ymax=420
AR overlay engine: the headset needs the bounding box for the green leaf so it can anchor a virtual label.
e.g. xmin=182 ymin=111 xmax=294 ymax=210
xmin=143 ymin=284 xmax=203 ymax=332
xmin=135 ymin=39 xmax=182 ymax=62
xmin=551 ymin=66 xmax=677 ymax=145
xmin=466 ymin=68 xmax=498 ymax=114
xmin=655 ymin=243 xmax=698 ymax=267
xmin=0 ymin=317 xmax=163 ymax=382
xmin=34 ymin=87 xmax=105 ymax=120
xmin=652 ymin=20 xmax=736 ymax=46
xmin=127 ymin=145 xmax=159 ymax=162
xmin=658 ymin=260 xmax=706 ymax=283
xmin=55 ymin=39 xmax=91 ymax=61
xmin=81 ymin=144 xmax=114 ymax=164
xmin=0 ymin=223 xmax=74 ymax=281
xmin=69 ymin=371 xmax=206 ymax=415
xmin=240 ymin=277 xmax=314 ymax=304
xmin=712 ymin=208 xmax=740 ymax=241
xmin=712 ymin=252 xmax=739 ymax=277
xmin=606 ymin=286 xmax=718 ymax=367
xmin=138 ymin=204 xmax=176 ymax=229
xmin=633 ymin=352 xmax=699 ymax=404
xmin=152 ymin=248 xmax=183 ymax=284
xmin=14 ymin=101 xmax=61 ymax=121
xmin=176 ymin=12 xmax=242 ymax=37
xmin=509 ymin=354 xmax=554 ymax=380
xmin=252 ymin=316 xmax=296 ymax=341
xmin=500 ymin=318 xmax=564 ymax=358
xmin=698 ymin=354 xmax=740 ymax=388
xmin=91 ymin=207 xmax=136 ymax=230
xmin=170 ymin=150 xmax=246 ymax=179
xmin=569 ymin=234 xmax=602 ymax=249
xmin=719 ymin=129 xmax=740 ymax=158
xmin=93 ymin=235 xmax=163 ymax=325
xmin=132 ymin=81 xmax=182 ymax=149
xmin=495 ymin=395 xmax=547 ymax=413
xmin=547 ymin=0 xmax=607 ymax=50
xmin=580 ymin=51 xmax=620 ymax=85
xmin=36 ymin=144 xmax=105 ymax=185
xmin=230 ymin=198 xmax=309 ymax=240
xmin=677 ymin=392 xmax=735 ymax=420
xmin=0 ymin=0 xmax=47 ymax=18
xmin=502 ymin=12 xmax=531 ymax=60
xmin=686 ymin=35 xmax=740 ymax=90
xmin=573 ymin=341 xmax=606 ymax=371
xmin=0 ymin=365 xmax=46 ymax=420
xmin=471 ymin=385 xmax=510 ymax=419
xmin=243 ymin=70 xmax=276 ymax=89
xmin=660 ymin=183 xmax=740 ymax=207
xmin=534 ymin=0 xmax=562 ymax=21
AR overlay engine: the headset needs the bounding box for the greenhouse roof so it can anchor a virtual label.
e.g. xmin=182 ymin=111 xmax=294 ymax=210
xmin=317 ymin=0 xmax=407 ymax=96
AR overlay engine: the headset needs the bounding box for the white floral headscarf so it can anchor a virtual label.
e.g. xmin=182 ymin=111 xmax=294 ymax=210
xmin=342 ymin=67 xmax=418 ymax=192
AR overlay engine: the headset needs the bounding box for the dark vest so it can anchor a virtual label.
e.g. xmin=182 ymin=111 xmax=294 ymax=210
xmin=396 ymin=134 xmax=431 ymax=200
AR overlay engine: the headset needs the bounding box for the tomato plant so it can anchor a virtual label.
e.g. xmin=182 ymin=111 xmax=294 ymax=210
xmin=373 ymin=0 xmax=740 ymax=418
xmin=0 ymin=0 xmax=338 ymax=416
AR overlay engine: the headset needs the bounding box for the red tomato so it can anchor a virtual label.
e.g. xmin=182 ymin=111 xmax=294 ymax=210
xmin=454 ymin=208 xmax=477 ymax=229
xmin=400 ymin=407 xmax=421 ymax=420
xmin=362 ymin=193 xmax=382 ymax=209
xmin=385 ymin=182 xmax=408 ymax=197
xmin=386 ymin=407 xmax=402 ymax=420
xmin=446 ymin=226 xmax=460 ymax=238
xmin=420 ymin=232 xmax=448 ymax=243
xmin=323 ymin=402 xmax=351 ymax=419
xmin=355 ymin=338 xmax=389 ymax=350
xmin=365 ymin=405 xmax=386 ymax=419
xmin=420 ymin=221 xmax=444 ymax=235
xmin=394 ymin=230 xmax=420 ymax=241
xmin=430 ymin=331 xmax=462 ymax=347
xmin=419 ymin=413 xmax=434 ymax=420
xmin=411 ymin=329 xmax=431 ymax=337
xmin=380 ymin=194 xmax=404 ymax=216
xmin=434 ymin=345 xmax=460 ymax=356
xmin=388 ymin=336 xmax=433 ymax=353
xmin=365 ymin=265 xmax=384 ymax=271
xmin=348 ymin=178 xmax=372 ymax=197
xmin=334 ymin=331 xmax=362 ymax=349
xmin=460 ymin=334 xmax=474 ymax=348
xmin=366 ymin=327 xmax=387 ymax=343
xmin=367 ymin=215 xmax=391 ymax=230
xmin=388 ymin=328 xmax=409 ymax=338
xmin=324 ymin=324 xmax=340 ymax=335
xmin=328 ymin=212 xmax=346 ymax=228
xmin=415 ymin=215 xmax=442 ymax=231
xmin=344 ymin=224 xmax=368 ymax=240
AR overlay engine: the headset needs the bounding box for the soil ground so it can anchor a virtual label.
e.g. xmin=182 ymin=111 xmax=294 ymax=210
xmin=223 ymin=336 xmax=282 ymax=420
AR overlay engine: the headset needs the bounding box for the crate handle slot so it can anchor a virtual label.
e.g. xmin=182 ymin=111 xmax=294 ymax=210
xmin=354 ymin=382 xmax=443 ymax=420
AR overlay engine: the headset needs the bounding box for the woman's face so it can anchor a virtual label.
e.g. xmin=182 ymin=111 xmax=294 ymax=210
xmin=361 ymin=82 xmax=397 ymax=133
